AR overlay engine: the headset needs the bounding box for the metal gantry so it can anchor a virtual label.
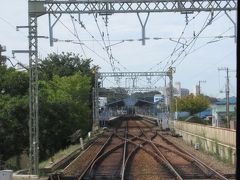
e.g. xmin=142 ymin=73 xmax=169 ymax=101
xmin=99 ymin=71 xmax=171 ymax=78
xmin=27 ymin=0 xmax=237 ymax=175
xmin=98 ymin=69 xmax=174 ymax=112
xmin=29 ymin=0 xmax=236 ymax=14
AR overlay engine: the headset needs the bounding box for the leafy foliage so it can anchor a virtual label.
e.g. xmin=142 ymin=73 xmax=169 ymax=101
xmin=39 ymin=52 xmax=96 ymax=81
xmin=0 ymin=52 xmax=95 ymax=167
xmin=38 ymin=73 xmax=92 ymax=159
xmin=132 ymin=91 xmax=160 ymax=102
xmin=172 ymin=94 xmax=210 ymax=115
xmin=0 ymin=65 xmax=28 ymax=96
xmin=99 ymin=87 xmax=128 ymax=103
xmin=0 ymin=95 xmax=28 ymax=161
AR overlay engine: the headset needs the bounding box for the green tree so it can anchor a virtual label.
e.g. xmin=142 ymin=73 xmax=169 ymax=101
xmin=132 ymin=91 xmax=160 ymax=102
xmin=0 ymin=52 xmax=96 ymax=166
xmin=38 ymin=73 xmax=92 ymax=159
xmin=0 ymin=95 xmax=28 ymax=162
xmin=0 ymin=65 xmax=29 ymax=168
xmin=99 ymin=87 xmax=128 ymax=103
xmin=0 ymin=65 xmax=28 ymax=96
xmin=39 ymin=52 xmax=96 ymax=81
xmin=172 ymin=94 xmax=210 ymax=115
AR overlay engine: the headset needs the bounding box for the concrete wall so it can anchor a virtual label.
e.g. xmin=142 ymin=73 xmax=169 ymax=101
xmin=13 ymin=175 xmax=38 ymax=180
xmin=0 ymin=170 xmax=13 ymax=180
xmin=174 ymin=121 xmax=236 ymax=165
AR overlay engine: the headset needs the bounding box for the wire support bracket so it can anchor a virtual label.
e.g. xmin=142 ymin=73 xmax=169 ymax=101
xmin=137 ymin=12 xmax=150 ymax=45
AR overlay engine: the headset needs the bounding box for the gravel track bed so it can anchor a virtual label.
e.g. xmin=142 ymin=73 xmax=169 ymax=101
xmin=125 ymin=146 xmax=175 ymax=180
xmin=162 ymin=134 xmax=236 ymax=175
xmin=88 ymin=145 xmax=123 ymax=179
xmin=63 ymin=135 xmax=109 ymax=176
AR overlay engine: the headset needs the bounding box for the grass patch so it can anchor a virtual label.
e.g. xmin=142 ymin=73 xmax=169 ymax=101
xmin=39 ymin=144 xmax=79 ymax=169
xmin=39 ymin=128 xmax=105 ymax=169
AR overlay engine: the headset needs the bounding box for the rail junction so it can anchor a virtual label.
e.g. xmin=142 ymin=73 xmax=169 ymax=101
xmin=49 ymin=116 xmax=231 ymax=180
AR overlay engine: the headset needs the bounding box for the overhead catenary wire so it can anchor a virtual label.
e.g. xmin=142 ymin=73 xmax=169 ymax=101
xmin=147 ymin=11 xmax=203 ymax=72
xmin=163 ymin=10 xmax=222 ymax=70
xmin=70 ymin=15 xmax=87 ymax=58
xmin=191 ymin=50 xmax=234 ymax=79
xmin=59 ymin=16 xmax=140 ymax=90
xmin=0 ymin=16 xmax=50 ymax=65
xmin=163 ymin=12 xmax=212 ymax=70
xmin=173 ymin=11 xmax=224 ymax=68
xmin=102 ymin=16 xmax=129 ymax=72
xmin=70 ymin=14 xmax=128 ymax=73
xmin=92 ymin=14 xmax=116 ymax=72
xmin=179 ymin=26 xmax=233 ymax=59
xmin=148 ymin=6 xmax=226 ymax=73
xmin=56 ymin=16 xmax=114 ymax=68
xmin=150 ymin=11 xmax=223 ymax=86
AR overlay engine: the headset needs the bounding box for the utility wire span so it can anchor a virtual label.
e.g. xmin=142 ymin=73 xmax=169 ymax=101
xmin=163 ymin=13 xmax=211 ymax=70
xmin=0 ymin=16 xmax=49 ymax=63
xmin=70 ymin=14 xmax=129 ymax=73
xmin=102 ymin=16 xmax=129 ymax=72
xmin=70 ymin=16 xmax=87 ymax=58
xmin=147 ymin=11 xmax=203 ymax=72
xmin=164 ymin=10 xmax=222 ymax=70
xmin=56 ymin=15 xmax=114 ymax=67
xmin=70 ymin=15 xmax=107 ymax=52
xmin=0 ymin=16 xmax=17 ymax=30
xmin=93 ymin=14 xmax=116 ymax=72
xmin=179 ymin=27 xmax=233 ymax=58
xmin=6 ymin=56 xmax=28 ymax=70
xmin=42 ymin=35 xmax=235 ymax=43
xmin=57 ymin=5 xmax=119 ymax=69
xmin=148 ymin=3 xmax=226 ymax=73
xmin=150 ymin=11 xmax=221 ymax=86
xmin=70 ymin=13 xmax=126 ymax=73
xmin=173 ymin=10 xmax=224 ymax=67
xmin=191 ymin=50 xmax=234 ymax=79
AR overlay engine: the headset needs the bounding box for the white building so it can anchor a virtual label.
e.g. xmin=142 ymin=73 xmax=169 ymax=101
xmin=98 ymin=97 xmax=107 ymax=108
xmin=212 ymin=97 xmax=236 ymax=128
xmin=174 ymin=82 xmax=190 ymax=97
xmin=154 ymin=94 xmax=164 ymax=103
xmin=174 ymin=82 xmax=181 ymax=97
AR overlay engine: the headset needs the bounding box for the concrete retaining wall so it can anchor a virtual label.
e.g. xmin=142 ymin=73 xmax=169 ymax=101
xmin=13 ymin=175 xmax=38 ymax=180
xmin=174 ymin=121 xmax=236 ymax=165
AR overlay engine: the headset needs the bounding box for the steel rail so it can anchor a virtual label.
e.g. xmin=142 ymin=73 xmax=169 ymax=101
xmin=122 ymin=126 xmax=157 ymax=180
xmin=129 ymin=131 xmax=226 ymax=179
xmin=77 ymin=133 xmax=114 ymax=180
xmin=118 ymin=126 xmax=182 ymax=180
xmin=118 ymin=134 xmax=183 ymax=180
xmin=139 ymin=128 xmax=184 ymax=180
xmin=154 ymin=143 xmax=213 ymax=176
xmin=157 ymin=132 xmax=228 ymax=180
xmin=86 ymin=133 xmax=140 ymax=178
xmin=133 ymin=133 xmax=213 ymax=178
xmin=120 ymin=122 xmax=128 ymax=180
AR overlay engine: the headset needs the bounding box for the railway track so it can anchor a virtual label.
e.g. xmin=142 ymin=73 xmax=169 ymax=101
xmin=49 ymin=118 xmax=230 ymax=180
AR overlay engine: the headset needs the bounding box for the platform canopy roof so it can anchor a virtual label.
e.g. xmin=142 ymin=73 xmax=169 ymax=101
xmin=107 ymin=97 xmax=153 ymax=107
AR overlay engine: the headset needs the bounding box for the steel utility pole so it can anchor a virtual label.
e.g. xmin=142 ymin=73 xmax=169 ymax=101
xmin=198 ymin=80 xmax=206 ymax=95
xmin=218 ymin=67 xmax=230 ymax=128
xmin=168 ymin=67 xmax=175 ymax=129
xmin=0 ymin=45 xmax=7 ymax=65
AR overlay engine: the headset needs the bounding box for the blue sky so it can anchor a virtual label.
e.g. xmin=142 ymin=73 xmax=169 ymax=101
xmin=0 ymin=0 xmax=237 ymax=98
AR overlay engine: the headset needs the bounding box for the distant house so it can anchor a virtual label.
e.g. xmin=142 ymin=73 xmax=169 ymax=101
xmin=197 ymin=108 xmax=212 ymax=119
xmin=153 ymin=94 xmax=164 ymax=103
xmin=212 ymin=97 xmax=236 ymax=128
